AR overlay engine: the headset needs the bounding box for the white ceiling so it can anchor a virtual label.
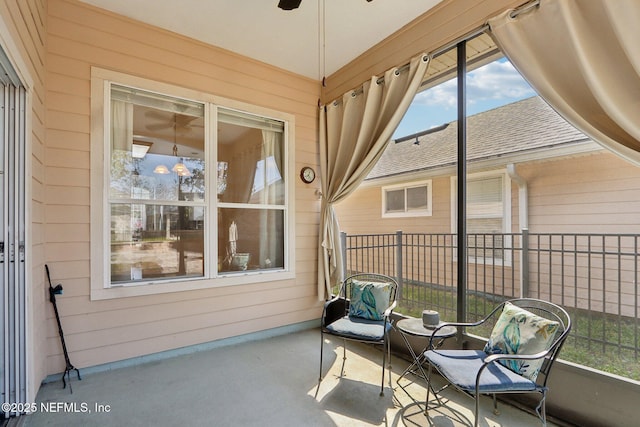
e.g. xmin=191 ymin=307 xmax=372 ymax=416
xmin=79 ymin=0 xmax=444 ymax=79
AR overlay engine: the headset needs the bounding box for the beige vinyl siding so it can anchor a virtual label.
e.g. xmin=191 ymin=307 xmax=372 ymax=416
xmin=335 ymin=177 xmax=453 ymax=235
xmin=0 ymin=0 xmax=47 ymax=402
xmin=519 ymin=152 xmax=640 ymax=317
xmin=522 ymin=152 xmax=640 ymax=233
xmin=43 ymin=0 xmax=321 ymax=374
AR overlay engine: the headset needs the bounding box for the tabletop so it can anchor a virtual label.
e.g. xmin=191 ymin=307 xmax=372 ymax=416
xmin=396 ymin=317 xmax=457 ymax=339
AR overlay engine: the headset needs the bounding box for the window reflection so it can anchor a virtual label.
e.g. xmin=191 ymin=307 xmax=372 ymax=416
xmin=110 ymin=203 xmax=204 ymax=283
xmin=217 ymin=208 xmax=284 ymax=273
xmin=216 ymin=108 xmax=286 ymax=275
xmin=109 ymin=85 xmax=205 ymax=283
xmin=217 ymin=110 xmax=285 ymax=206
xmin=107 ymin=85 xmax=289 ymax=284
xmin=251 ymin=155 xmax=282 ymax=196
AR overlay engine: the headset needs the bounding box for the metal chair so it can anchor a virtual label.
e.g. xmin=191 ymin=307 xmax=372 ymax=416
xmin=423 ymin=298 xmax=571 ymax=426
xmin=319 ymin=273 xmax=398 ymax=396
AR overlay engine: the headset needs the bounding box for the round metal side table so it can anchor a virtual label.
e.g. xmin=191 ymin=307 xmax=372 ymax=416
xmin=396 ymin=317 xmax=457 ymax=404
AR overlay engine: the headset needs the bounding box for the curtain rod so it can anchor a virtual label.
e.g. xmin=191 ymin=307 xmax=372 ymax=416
xmin=323 ymin=55 xmax=429 ymax=107
xmin=320 ymin=0 xmax=540 ymax=108
xmin=430 ymin=0 xmax=539 ymax=58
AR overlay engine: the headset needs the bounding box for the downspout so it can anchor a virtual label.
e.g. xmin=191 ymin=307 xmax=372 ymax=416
xmin=507 ymin=164 xmax=528 ymax=298
xmin=507 ymin=164 xmax=528 ymax=229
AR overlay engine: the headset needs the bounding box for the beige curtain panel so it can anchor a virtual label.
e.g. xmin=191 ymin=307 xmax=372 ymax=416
xmin=489 ymin=0 xmax=640 ymax=165
xmin=317 ymin=53 xmax=430 ymax=300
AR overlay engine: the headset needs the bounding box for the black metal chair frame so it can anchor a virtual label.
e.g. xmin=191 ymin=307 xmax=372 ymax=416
xmin=424 ymin=298 xmax=571 ymax=427
xmin=319 ymin=273 xmax=398 ymax=396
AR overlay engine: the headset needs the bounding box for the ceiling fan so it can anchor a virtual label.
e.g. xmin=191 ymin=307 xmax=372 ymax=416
xmin=278 ymin=0 xmax=372 ymax=11
xmin=277 ymin=0 xmax=302 ymax=10
xmin=145 ymin=111 xmax=202 ymax=132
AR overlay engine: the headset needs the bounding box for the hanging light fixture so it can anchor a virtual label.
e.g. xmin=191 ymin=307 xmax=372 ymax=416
xmin=171 ymin=144 xmax=191 ymax=177
xmin=153 ymin=113 xmax=191 ymax=177
xmin=153 ymin=164 xmax=170 ymax=174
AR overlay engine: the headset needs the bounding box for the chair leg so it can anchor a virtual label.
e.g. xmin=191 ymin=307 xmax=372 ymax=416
xmin=535 ymin=389 xmax=548 ymax=426
xmin=424 ymin=362 xmax=432 ymax=414
xmin=474 ymin=390 xmax=480 ymax=427
xmin=319 ymin=330 xmax=324 ymax=383
xmin=387 ymin=337 xmax=393 ymax=389
xmin=339 ymin=339 xmax=347 ymax=377
xmin=380 ymin=340 xmax=386 ymax=396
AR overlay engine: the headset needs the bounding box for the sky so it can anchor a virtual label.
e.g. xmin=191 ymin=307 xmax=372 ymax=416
xmin=393 ymin=58 xmax=537 ymax=139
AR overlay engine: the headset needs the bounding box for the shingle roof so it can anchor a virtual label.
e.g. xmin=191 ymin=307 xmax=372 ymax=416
xmin=368 ymin=96 xmax=590 ymax=180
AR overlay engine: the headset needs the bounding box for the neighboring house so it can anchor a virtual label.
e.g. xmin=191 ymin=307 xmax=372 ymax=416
xmin=336 ymin=96 xmax=640 ymax=315
xmin=337 ymin=95 xmax=640 ymax=237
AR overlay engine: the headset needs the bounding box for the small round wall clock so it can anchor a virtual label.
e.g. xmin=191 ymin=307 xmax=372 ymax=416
xmin=300 ymin=166 xmax=316 ymax=184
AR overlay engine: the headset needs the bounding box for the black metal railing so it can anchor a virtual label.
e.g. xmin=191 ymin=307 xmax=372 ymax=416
xmin=341 ymin=230 xmax=640 ymax=380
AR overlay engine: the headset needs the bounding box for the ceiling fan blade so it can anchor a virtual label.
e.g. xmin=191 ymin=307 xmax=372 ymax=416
xmin=146 ymin=123 xmax=171 ymax=131
xmin=278 ymin=0 xmax=302 ymax=11
xmin=175 ymin=114 xmax=200 ymax=127
xmin=145 ymin=110 xmax=169 ymax=120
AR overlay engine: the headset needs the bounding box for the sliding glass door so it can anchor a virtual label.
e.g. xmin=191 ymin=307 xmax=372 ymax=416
xmin=0 ymin=46 xmax=26 ymax=419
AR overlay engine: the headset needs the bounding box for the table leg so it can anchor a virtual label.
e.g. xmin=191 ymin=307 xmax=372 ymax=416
xmin=396 ymin=333 xmax=445 ymax=409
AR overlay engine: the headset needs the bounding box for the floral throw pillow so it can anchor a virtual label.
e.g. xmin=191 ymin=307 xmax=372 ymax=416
xmin=483 ymin=301 xmax=560 ymax=381
xmin=348 ymin=279 xmax=392 ymax=321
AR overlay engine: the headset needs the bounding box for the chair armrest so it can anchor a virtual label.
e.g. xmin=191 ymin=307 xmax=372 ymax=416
xmin=484 ymin=349 xmax=550 ymax=364
xmin=427 ymin=320 xmax=482 ymax=348
xmin=322 ymin=297 xmax=348 ymax=327
xmin=382 ymin=300 xmax=397 ymax=318
xmin=433 ymin=318 xmax=492 ymax=330
xmin=427 ymin=317 xmax=495 ymax=348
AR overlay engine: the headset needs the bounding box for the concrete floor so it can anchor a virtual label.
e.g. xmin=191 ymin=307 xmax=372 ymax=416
xmin=22 ymin=328 xmax=556 ymax=427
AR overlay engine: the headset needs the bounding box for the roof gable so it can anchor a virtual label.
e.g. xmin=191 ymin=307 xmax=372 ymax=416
xmin=369 ymin=96 xmax=591 ymax=180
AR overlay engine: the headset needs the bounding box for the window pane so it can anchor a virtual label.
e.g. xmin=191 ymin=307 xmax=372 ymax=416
xmin=110 ymin=85 xmax=205 ymax=203
xmin=217 ymin=109 xmax=285 ymax=205
xmin=217 ymin=208 xmax=284 ymax=273
xmin=407 ymin=186 xmax=428 ymax=210
xmin=467 ymin=218 xmax=505 ymax=260
xmin=110 ymin=203 xmax=204 ymax=283
xmin=467 ymin=177 xmax=502 ymax=217
xmin=385 ymin=189 xmax=405 ymax=212
xmin=467 ymin=217 xmax=503 ymax=234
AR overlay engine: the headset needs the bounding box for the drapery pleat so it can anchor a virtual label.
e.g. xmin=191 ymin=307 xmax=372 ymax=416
xmin=488 ymin=0 xmax=640 ymax=165
xmin=111 ymin=99 xmax=133 ymax=152
xmin=259 ymin=129 xmax=283 ymax=266
xmin=317 ymin=53 xmax=430 ymax=300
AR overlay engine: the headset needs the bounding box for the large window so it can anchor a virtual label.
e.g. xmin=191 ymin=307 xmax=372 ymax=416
xmin=91 ymin=69 xmax=294 ymax=298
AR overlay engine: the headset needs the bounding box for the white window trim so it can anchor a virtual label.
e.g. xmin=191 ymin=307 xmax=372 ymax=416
xmin=381 ymin=179 xmax=432 ymax=218
xmin=450 ymin=170 xmax=512 ymax=266
xmin=90 ymin=67 xmax=295 ymax=300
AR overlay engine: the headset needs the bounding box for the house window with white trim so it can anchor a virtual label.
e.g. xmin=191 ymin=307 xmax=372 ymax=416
xmin=91 ymin=69 xmax=293 ymax=299
xmin=452 ymin=172 xmax=511 ymax=264
xmin=382 ymin=180 xmax=432 ymax=218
